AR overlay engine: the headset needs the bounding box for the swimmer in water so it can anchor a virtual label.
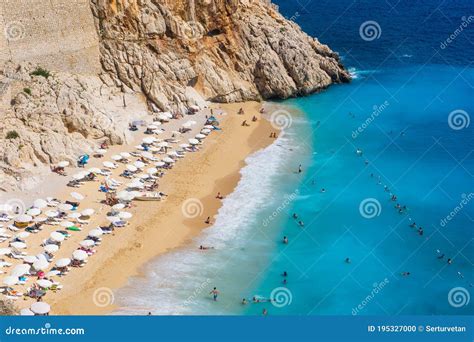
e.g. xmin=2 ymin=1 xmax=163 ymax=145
xmin=283 ymin=236 xmax=288 ymax=244
xmin=345 ymin=257 xmax=351 ymax=264
xmin=241 ymin=298 xmax=248 ymax=305
xmin=282 ymin=271 xmax=288 ymax=277
xmin=401 ymin=272 xmax=410 ymax=276
xmin=199 ymin=245 xmax=215 ymax=250
xmin=298 ymin=221 xmax=304 ymax=227
xmin=292 ymin=213 xmax=298 ymax=219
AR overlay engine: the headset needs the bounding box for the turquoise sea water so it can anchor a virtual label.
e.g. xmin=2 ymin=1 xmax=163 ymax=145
xmin=115 ymin=1 xmax=473 ymax=315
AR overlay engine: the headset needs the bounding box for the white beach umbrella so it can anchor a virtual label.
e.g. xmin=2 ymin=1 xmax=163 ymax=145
xmin=120 ymin=152 xmax=132 ymax=159
xmin=188 ymin=138 xmax=199 ymax=145
xmin=118 ymin=212 xmax=133 ymax=220
xmin=15 ymin=231 xmax=30 ymax=239
xmin=88 ymin=167 xmax=102 ymax=174
xmin=46 ymin=270 xmax=61 ymax=278
xmin=106 ymin=216 xmax=121 ymax=223
xmin=26 ymin=208 xmax=41 ymax=217
xmin=195 ymin=134 xmax=206 ymax=140
xmin=34 ymin=216 xmax=47 ymax=223
xmin=10 ymin=242 xmax=27 ymax=249
xmin=157 ymin=142 xmax=169 ymax=148
xmin=162 ymin=111 xmax=173 ymax=118
xmin=179 ymin=143 xmax=190 ymax=149
xmin=0 ymin=248 xmax=12 ymax=256
xmin=33 ymin=199 xmax=48 ymax=209
xmin=81 ymin=209 xmax=95 ymax=217
xmin=103 ymin=161 xmax=116 ymax=169
xmin=112 ymin=203 xmax=126 ymax=211
xmin=23 ymin=255 xmax=38 ymax=264
xmin=201 ymin=129 xmax=211 ymax=134
xmin=163 ymin=157 xmax=175 ymax=164
xmin=70 ymin=192 xmax=85 ymax=201
xmin=55 ymin=258 xmax=71 ymax=268
xmin=183 ymin=120 xmax=196 ymax=128
xmin=204 ymin=125 xmax=215 ymax=129
xmin=157 ymin=113 xmax=170 ymax=121
xmin=94 ymin=148 xmax=107 ymax=155
xmin=15 ymin=214 xmax=32 ymax=223
xmin=3 ymin=276 xmax=18 ymax=286
xmin=80 ymin=240 xmax=95 ymax=248
xmin=72 ymin=172 xmax=87 ymax=180
xmin=134 ymin=161 xmax=145 ymax=169
xmin=44 ymin=244 xmax=59 ymax=254
xmin=36 ymin=279 xmax=53 ymax=288
xmin=126 ymin=165 xmax=138 ymax=173
xmin=154 ymin=161 xmax=165 ymax=167
xmin=141 ymin=152 xmax=154 ymax=160
xmin=20 ymin=308 xmax=35 ymax=316
xmin=127 ymin=182 xmax=144 ymax=189
xmin=142 ymin=137 xmax=156 ymax=145
xmin=11 ymin=264 xmax=30 ymax=277
xmin=58 ymin=203 xmax=73 ymax=211
xmin=50 ymin=232 xmax=65 ymax=242
xmin=72 ymin=250 xmax=88 ymax=261
xmin=147 ymin=124 xmax=161 ymax=129
xmin=68 ymin=212 xmax=81 ymax=219
xmin=33 ymin=259 xmax=49 ymax=271
xmin=88 ymin=229 xmax=103 ymax=238
xmin=57 ymin=161 xmax=70 ymax=168
xmin=60 ymin=221 xmax=75 ymax=228
xmin=45 ymin=210 xmax=59 ymax=218
xmin=189 ymin=105 xmax=200 ymax=111
xmin=111 ymin=154 xmax=123 ymax=161
xmin=31 ymin=302 xmax=50 ymax=314
xmin=147 ymin=167 xmax=158 ymax=175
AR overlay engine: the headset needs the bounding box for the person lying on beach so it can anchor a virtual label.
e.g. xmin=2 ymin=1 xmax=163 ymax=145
xmin=51 ymin=166 xmax=66 ymax=176
xmin=205 ymin=217 xmax=211 ymax=224
xmin=252 ymin=116 xmax=257 ymax=122
xmin=241 ymin=120 xmax=250 ymax=126
xmin=238 ymin=108 xmax=244 ymax=115
xmin=199 ymin=245 xmax=215 ymax=250
xmin=216 ymin=192 xmax=224 ymax=199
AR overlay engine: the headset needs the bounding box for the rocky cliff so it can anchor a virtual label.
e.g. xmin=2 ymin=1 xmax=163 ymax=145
xmin=92 ymin=0 xmax=350 ymax=111
xmin=0 ymin=0 xmax=349 ymax=191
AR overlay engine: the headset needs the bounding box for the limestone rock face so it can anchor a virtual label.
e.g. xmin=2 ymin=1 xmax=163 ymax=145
xmin=92 ymin=0 xmax=350 ymax=111
xmin=0 ymin=62 xmax=147 ymax=191
xmin=0 ymin=0 xmax=350 ymax=190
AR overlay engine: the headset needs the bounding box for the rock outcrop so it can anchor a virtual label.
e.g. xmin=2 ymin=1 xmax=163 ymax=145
xmin=92 ymin=0 xmax=350 ymax=112
xmin=0 ymin=0 xmax=350 ymax=190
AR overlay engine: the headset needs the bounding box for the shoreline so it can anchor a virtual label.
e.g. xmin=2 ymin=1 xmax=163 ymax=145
xmin=46 ymin=101 xmax=276 ymax=315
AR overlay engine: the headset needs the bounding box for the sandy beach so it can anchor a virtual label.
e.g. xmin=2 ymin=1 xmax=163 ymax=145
xmin=3 ymin=101 xmax=274 ymax=315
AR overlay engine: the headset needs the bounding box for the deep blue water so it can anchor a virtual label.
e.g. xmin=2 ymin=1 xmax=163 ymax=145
xmin=242 ymin=0 xmax=474 ymax=315
xmin=116 ymin=0 xmax=473 ymax=315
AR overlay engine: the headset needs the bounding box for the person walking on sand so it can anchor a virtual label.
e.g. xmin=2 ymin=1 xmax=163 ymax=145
xmin=210 ymin=287 xmax=220 ymax=301
xmin=205 ymin=216 xmax=211 ymax=224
